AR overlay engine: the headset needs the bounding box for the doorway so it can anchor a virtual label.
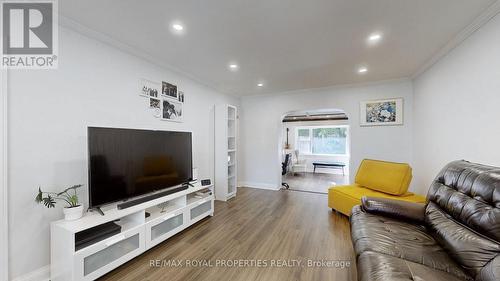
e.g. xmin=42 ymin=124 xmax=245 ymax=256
xmin=281 ymin=109 xmax=350 ymax=194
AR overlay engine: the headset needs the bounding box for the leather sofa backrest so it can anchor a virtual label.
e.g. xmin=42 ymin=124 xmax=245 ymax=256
xmin=425 ymin=160 xmax=500 ymax=280
xmin=355 ymin=159 xmax=412 ymax=196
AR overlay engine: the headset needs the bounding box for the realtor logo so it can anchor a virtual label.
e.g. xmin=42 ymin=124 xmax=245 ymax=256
xmin=1 ymin=0 xmax=58 ymax=69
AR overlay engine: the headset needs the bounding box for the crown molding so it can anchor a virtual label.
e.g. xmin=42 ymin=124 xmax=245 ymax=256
xmin=412 ymin=0 xmax=500 ymax=79
xmin=241 ymin=77 xmax=411 ymax=99
xmin=58 ymin=15 xmax=229 ymax=96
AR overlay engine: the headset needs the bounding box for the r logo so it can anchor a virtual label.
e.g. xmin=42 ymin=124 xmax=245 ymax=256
xmin=2 ymin=2 xmax=53 ymax=55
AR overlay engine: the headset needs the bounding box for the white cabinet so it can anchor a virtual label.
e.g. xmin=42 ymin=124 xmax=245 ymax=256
xmin=51 ymin=183 xmax=214 ymax=281
xmin=74 ymin=225 xmax=145 ymax=280
xmin=145 ymin=208 xmax=185 ymax=249
xmin=188 ymin=197 xmax=214 ymax=224
xmin=215 ymin=104 xmax=238 ymax=201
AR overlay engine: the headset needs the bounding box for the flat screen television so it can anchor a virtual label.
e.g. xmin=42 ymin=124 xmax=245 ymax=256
xmin=88 ymin=127 xmax=192 ymax=208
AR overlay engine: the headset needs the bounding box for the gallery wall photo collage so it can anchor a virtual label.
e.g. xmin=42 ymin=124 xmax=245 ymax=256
xmin=139 ymin=78 xmax=184 ymax=122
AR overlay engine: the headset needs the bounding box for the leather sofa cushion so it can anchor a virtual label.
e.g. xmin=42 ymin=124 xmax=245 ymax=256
xmin=328 ymin=185 xmax=425 ymax=216
xmin=351 ymin=206 xmax=471 ymax=280
xmin=427 ymin=161 xmax=500 ymax=242
xmin=355 ymin=159 xmax=412 ymax=195
xmin=357 ymin=251 xmax=472 ymax=281
xmin=425 ymin=202 xmax=500 ymax=278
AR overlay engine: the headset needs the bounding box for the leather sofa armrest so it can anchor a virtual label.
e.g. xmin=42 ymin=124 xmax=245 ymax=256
xmin=361 ymin=196 xmax=426 ymax=224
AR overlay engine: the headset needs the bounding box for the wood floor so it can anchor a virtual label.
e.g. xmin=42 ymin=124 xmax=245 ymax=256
xmin=100 ymin=187 xmax=356 ymax=281
xmin=283 ymin=172 xmax=349 ymax=193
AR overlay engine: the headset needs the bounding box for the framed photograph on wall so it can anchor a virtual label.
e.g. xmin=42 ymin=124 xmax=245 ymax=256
xmin=360 ymin=98 xmax=403 ymax=126
xmin=161 ymin=99 xmax=183 ymax=122
xmin=161 ymin=81 xmax=178 ymax=99
xmin=149 ymin=98 xmax=160 ymax=109
xmin=139 ymin=79 xmax=160 ymax=98
xmin=178 ymin=91 xmax=184 ymax=103
xmin=149 ymin=98 xmax=161 ymax=118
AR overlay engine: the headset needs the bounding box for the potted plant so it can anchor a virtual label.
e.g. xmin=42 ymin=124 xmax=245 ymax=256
xmin=35 ymin=184 xmax=84 ymax=221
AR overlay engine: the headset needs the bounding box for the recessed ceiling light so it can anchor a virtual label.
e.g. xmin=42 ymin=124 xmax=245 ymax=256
xmin=257 ymin=83 xmax=264 ymax=87
xmin=358 ymin=67 xmax=368 ymax=74
xmin=368 ymin=32 xmax=382 ymax=44
xmin=172 ymin=24 xmax=184 ymax=31
xmin=228 ymin=63 xmax=239 ymax=71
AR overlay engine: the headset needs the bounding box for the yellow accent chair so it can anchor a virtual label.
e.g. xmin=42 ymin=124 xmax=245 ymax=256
xmin=328 ymin=159 xmax=425 ymax=216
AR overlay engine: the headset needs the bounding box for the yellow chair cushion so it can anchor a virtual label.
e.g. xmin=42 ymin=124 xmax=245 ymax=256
xmin=355 ymin=159 xmax=412 ymax=196
xmin=328 ymin=185 xmax=426 ymax=216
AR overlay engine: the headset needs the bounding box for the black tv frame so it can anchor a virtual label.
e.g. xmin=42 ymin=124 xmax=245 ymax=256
xmin=87 ymin=126 xmax=193 ymax=210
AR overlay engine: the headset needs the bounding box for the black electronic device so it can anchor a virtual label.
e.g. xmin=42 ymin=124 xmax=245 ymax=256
xmin=75 ymin=221 xmax=122 ymax=251
xmin=116 ymin=185 xmax=188 ymax=210
xmin=201 ymin=179 xmax=211 ymax=186
xmin=88 ymin=127 xmax=193 ymax=209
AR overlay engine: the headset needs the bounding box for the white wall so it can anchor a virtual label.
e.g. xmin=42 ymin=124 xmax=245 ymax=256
xmin=1 ymin=70 xmax=8 ymax=281
xmin=413 ymin=13 xmax=500 ymax=195
xmin=239 ymin=80 xmax=414 ymax=190
xmin=7 ymin=27 xmax=238 ymax=279
xmin=282 ymin=120 xmax=350 ymax=175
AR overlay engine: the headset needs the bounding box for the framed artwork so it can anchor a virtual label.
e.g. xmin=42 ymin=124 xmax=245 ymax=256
xmin=139 ymin=79 xmax=160 ymax=98
xmin=360 ymin=98 xmax=403 ymax=126
xmin=149 ymin=98 xmax=160 ymax=109
xmin=161 ymin=81 xmax=178 ymax=99
xmin=178 ymin=91 xmax=184 ymax=103
xmin=161 ymin=99 xmax=183 ymax=122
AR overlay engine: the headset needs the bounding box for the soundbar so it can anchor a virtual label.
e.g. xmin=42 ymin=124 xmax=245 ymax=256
xmin=117 ymin=185 xmax=189 ymax=210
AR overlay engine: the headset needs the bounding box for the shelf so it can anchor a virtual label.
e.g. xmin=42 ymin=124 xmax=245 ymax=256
xmin=187 ymin=195 xmax=213 ymax=206
xmin=145 ymin=204 xmax=184 ymax=223
xmin=228 ymin=149 xmax=236 ymax=152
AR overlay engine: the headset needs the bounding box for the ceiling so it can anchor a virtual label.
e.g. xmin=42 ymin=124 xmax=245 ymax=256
xmin=59 ymin=0 xmax=497 ymax=96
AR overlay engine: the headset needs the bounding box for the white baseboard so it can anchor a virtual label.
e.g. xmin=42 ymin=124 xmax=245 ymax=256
xmin=238 ymin=182 xmax=280 ymax=191
xmin=12 ymin=265 xmax=50 ymax=281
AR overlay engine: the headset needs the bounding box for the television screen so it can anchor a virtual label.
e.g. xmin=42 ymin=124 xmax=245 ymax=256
xmin=88 ymin=127 xmax=192 ymax=208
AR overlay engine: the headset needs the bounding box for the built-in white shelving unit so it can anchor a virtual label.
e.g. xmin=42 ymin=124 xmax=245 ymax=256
xmin=50 ymin=183 xmax=213 ymax=281
xmin=215 ymin=104 xmax=237 ymax=201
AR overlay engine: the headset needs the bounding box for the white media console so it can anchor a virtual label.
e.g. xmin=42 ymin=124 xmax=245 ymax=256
xmin=50 ymin=182 xmax=214 ymax=281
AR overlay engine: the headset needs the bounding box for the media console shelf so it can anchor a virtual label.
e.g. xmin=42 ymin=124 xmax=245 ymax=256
xmin=50 ymin=182 xmax=214 ymax=281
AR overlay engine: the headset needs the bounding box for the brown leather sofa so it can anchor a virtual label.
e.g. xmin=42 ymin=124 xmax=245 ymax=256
xmin=350 ymin=160 xmax=500 ymax=281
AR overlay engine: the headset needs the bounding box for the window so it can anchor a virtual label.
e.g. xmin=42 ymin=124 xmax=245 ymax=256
xmin=295 ymin=126 xmax=348 ymax=155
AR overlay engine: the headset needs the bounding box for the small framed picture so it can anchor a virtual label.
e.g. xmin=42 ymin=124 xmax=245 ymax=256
xmin=139 ymin=79 xmax=160 ymax=98
xmin=161 ymin=81 xmax=178 ymax=99
xmin=149 ymin=98 xmax=160 ymax=109
xmin=360 ymin=98 xmax=403 ymax=126
xmin=178 ymin=91 xmax=184 ymax=103
xmin=161 ymin=99 xmax=183 ymax=122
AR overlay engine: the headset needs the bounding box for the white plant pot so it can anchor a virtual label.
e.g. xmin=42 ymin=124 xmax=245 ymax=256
xmin=63 ymin=205 xmax=83 ymax=221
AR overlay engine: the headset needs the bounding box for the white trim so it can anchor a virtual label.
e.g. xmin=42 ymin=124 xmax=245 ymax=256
xmin=11 ymin=265 xmax=50 ymax=281
xmin=238 ymin=182 xmax=280 ymax=191
xmin=1 ymin=69 xmax=8 ymax=281
xmin=412 ymin=0 xmax=500 ymax=78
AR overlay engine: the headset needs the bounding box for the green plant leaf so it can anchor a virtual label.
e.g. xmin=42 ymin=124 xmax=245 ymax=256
xmin=43 ymin=195 xmax=56 ymax=208
xmin=57 ymin=184 xmax=83 ymax=196
xmin=35 ymin=187 xmax=43 ymax=203
xmin=69 ymin=195 xmax=79 ymax=207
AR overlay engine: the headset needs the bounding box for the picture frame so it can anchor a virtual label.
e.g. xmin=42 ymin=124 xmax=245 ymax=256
xmin=161 ymin=81 xmax=178 ymax=100
xmin=161 ymin=99 xmax=183 ymax=122
xmin=178 ymin=91 xmax=184 ymax=103
xmin=360 ymin=98 xmax=403 ymax=126
xmin=139 ymin=79 xmax=160 ymax=98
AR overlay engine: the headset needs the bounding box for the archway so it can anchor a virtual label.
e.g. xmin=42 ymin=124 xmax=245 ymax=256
xmin=279 ymin=108 xmax=351 ymax=193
